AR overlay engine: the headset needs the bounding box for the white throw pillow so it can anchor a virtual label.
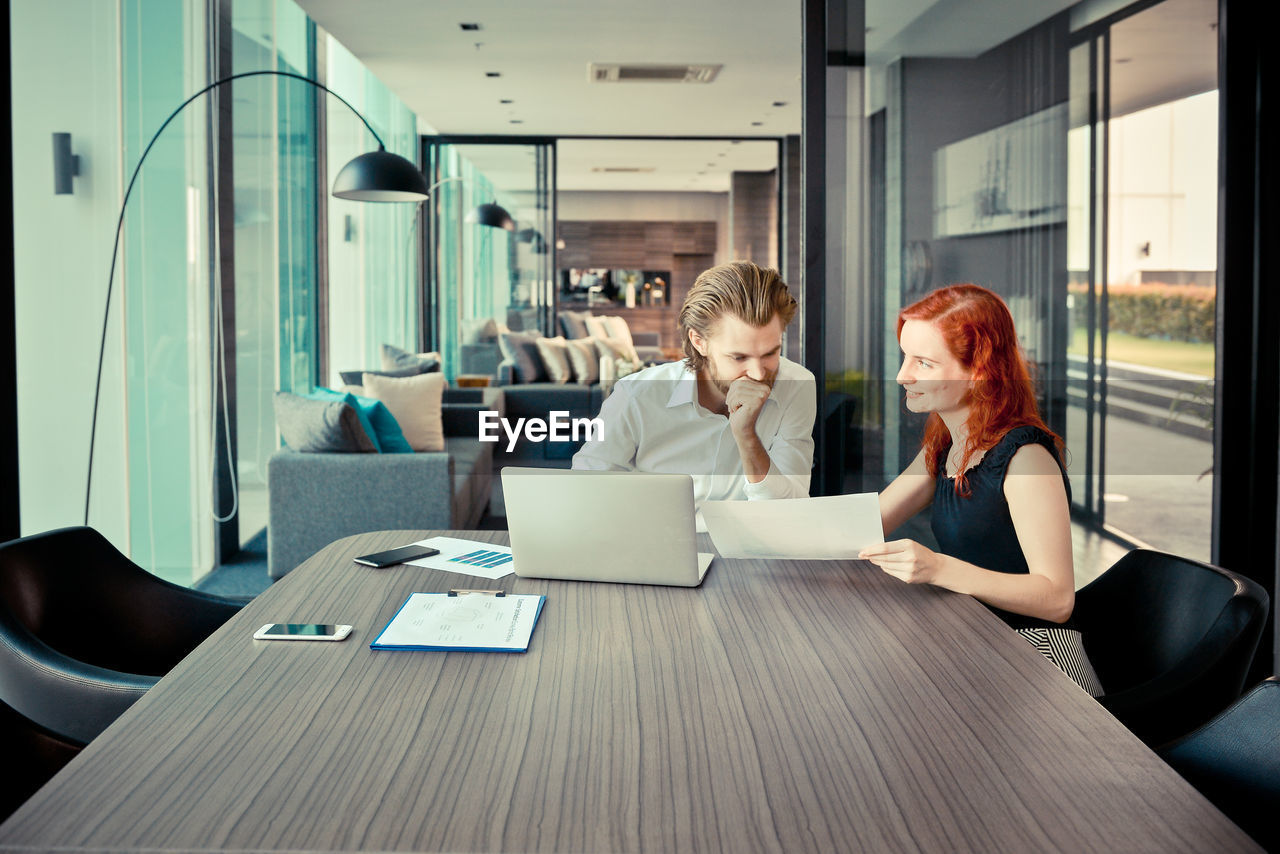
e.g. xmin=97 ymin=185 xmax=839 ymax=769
xmin=583 ymin=315 xmax=611 ymax=340
xmin=565 ymin=338 xmax=600 ymax=385
xmin=601 ymin=316 xmax=642 ymax=366
xmin=534 ymin=336 xmax=573 ymax=384
xmin=361 ymin=371 xmax=445 ymax=452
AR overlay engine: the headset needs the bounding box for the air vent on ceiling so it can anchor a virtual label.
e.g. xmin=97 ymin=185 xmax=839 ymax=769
xmin=589 ymin=63 xmax=722 ymax=84
xmin=590 ymin=167 xmax=656 ymax=173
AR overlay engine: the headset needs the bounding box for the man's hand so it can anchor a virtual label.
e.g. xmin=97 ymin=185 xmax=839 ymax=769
xmin=725 ymin=376 xmax=772 ymax=437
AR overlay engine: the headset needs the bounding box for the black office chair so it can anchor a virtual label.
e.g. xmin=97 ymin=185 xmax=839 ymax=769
xmin=1158 ymin=677 xmax=1280 ymax=851
xmin=1073 ymin=548 xmax=1269 ymax=748
xmin=0 ymin=526 xmax=244 ymax=819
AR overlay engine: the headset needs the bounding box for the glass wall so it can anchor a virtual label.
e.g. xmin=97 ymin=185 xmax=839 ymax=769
xmin=325 ymin=37 xmax=420 ymax=388
xmin=230 ymin=0 xmax=320 ymax=548
xmin=12 ymin=0 xmax=423 ymax=585
xmin=118 ymin=0 xmax=214 ymax=583
xmin=1066 ymin=0 xmax=1218 ymax=559
xmin=13 ymin=0 xmax=215 ymax=583
xmin=424 ymin=140 xmax=554 ymax=382
xmin=841 ymin=0 xmax=1220 ymax=565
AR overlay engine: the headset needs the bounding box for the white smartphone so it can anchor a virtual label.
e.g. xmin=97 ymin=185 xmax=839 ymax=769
xmin=253 ymin=623 xmax=353 ymax=641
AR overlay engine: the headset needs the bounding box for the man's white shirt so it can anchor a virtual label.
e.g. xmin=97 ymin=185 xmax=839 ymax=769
xmin=571 ymin=357 xmax=816 ymax=527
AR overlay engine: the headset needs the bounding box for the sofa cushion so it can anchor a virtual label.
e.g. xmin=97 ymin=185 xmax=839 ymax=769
xmin=362 ymin=371 xmax=445 ymax=452
xmin=273 ymin=393 xmax=376 ymax=453
xmin=306 ymin=387 xmax=414 ymax=454
xmin=535 ymin=336 xmax=573 ymax=384
xmin=305 ymin=388 xmax=381 ymax=452
xmin=583 ymin=315 xmax=610 ymax=340
xmin=565 ymin=338 xmax=599 ymax=385
xmin=500 ymin=383 xmax=604 ymax=420
xmin=339 ymin=365 xmax=421 ymax=386
xmin=380 ymin=344 xmax=441 ymax=375
xmin=558 ymin=310 xmax=592 ymax=340
xmin=461 ymin=316 xmax=500 ymax=345
xmin=601 ymin=316 xmax=643 ymax=367
xmin=499 ymin=330 xmax=547 ymax=383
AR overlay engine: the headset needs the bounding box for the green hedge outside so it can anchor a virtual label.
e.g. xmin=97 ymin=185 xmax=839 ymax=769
xmin=1069 ymin=283 xmax=1215 ymax=343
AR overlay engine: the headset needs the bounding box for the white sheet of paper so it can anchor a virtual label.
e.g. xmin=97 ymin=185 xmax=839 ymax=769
xmin=371 ymin=592 xmax=542 ymax=651
xmin=701 ymin=493 xmax=884 ymax=559
xmin=402 ymin=536 xmax=515 ymax=580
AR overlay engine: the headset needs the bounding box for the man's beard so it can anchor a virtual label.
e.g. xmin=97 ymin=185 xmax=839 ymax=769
xmin=705 ymin=359 xmax=777 ymax=396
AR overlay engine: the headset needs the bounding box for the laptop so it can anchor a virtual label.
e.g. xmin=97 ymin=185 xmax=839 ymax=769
xmin=501 ymin=467 xmax=716 ymax=586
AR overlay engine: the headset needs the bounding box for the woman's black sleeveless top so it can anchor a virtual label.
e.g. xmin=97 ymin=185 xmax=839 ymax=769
xmin=930 ymin=425 xmax=1075 ymax=631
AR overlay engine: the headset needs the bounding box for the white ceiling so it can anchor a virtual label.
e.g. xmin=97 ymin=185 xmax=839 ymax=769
xmin=298 ymin=0 xmax=803 ymax=139
xmin=294 ymin=0 xmax=1101 ymax=191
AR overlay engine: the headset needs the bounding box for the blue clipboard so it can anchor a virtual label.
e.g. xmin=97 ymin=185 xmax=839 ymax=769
xmin=370 ymin=590 xmax=546 ymax=652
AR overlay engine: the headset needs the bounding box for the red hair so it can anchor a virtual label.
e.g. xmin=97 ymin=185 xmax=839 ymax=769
xmin=897 ymin=284 xmax=1063 ymax=495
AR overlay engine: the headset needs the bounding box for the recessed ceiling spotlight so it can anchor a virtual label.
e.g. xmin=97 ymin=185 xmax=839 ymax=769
xmin=772 ymin=101 xmax=787 ymax=107
xmin=485 ymin=71 xmax=501 ymax=78
xmin=500 ymin=99 xmax=514 ymax=104
xmin=460 ymin=23 xmax=481 ymax=31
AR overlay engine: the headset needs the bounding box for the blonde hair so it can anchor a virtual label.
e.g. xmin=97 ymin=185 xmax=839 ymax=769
xmin=679 ymin=261 xmax=797 ymax=372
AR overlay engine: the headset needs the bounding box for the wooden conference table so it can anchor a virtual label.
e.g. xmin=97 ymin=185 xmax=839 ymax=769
xmin=0 ymin=530 xmax=1260 ymax=853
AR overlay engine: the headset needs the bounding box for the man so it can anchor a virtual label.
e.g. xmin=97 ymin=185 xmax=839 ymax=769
xmin=572 ymin=261 xmax=816 ymax=526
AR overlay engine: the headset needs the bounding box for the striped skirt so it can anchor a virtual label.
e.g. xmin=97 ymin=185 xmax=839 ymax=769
xmin=1015 ymin=627 xmax=1105 ymax=697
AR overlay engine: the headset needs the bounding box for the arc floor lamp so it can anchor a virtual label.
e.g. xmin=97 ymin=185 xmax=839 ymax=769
xmin=83 ymin=69 xmax=514 ymax=525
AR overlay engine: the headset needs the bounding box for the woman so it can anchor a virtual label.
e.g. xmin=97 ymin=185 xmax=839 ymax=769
xmin=859 ymin=284 xmax=1103 ymax=696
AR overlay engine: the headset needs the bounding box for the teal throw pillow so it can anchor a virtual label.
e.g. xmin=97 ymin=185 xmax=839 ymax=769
xmin=306 ymin=388 xmax=381 ymax=453
xmin=347 ymin=391 xmax=413 ymax=454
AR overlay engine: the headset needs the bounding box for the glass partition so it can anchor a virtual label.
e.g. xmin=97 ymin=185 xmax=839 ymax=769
xmin=1066 ymin=0 xmax=1218 ymax=558
xmin=325 ymin=37 xmax=420 ymax=388
xmin=229 ymin=0 xmax=319 ymax=549
xmin=846 ymin=0 xmax=1219 ymax=563
xmin=424 ymin=139 xmax=555 ymax=382
xmin=120 ymin=0 xmax=214 ymax=583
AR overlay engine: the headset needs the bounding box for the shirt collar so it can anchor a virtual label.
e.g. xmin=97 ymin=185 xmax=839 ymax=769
xmin=668 ymin=363 xmax=698 ymax=409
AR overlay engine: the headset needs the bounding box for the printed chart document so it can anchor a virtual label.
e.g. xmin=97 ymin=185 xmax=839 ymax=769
xmin=701 ymin=493 xmax=884 ymax=559
xmin=370 ymin=592 xmax=546 ymax=652
xmin=403 ymin=536 xmax=515 ymax=580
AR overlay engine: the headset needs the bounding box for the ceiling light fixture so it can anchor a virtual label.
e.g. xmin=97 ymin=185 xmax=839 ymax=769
xmin=460 ymin=22 xmax=480 ymax=31
xmin=485 ymin=71 xmax=501 ymax=78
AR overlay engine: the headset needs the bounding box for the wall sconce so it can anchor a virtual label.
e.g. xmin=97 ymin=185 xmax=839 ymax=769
xmin=52 ymin=133 xmax=81 ymax=195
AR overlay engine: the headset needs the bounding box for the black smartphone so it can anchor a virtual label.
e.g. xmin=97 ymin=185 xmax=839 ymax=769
xmin=353 ymin=544 xmax=440 ymax=568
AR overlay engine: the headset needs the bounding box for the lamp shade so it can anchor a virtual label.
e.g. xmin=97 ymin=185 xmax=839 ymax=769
xmin=466 ymin=201 xmax=517 ymax=231
xmin=332 ymin=148 xmax=432 ymax=201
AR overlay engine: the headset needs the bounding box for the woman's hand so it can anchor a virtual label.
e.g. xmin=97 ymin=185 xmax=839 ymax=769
xmin=859 ymin=539 xmax=944 ymax=585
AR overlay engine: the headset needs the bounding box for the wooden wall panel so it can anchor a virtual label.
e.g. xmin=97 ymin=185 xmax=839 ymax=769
xmin=558 ymin=220 xmax=716 ymax=271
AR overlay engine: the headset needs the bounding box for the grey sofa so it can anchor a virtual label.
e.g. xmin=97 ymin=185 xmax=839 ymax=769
xmin=491 ymin=377 xmax=607 ymax=466
xmin=266 ymin=388 xmax=504 ymax=579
